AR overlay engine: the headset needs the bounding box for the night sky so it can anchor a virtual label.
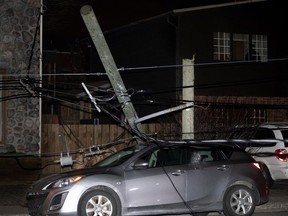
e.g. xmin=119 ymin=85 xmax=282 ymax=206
xmin=43 ymin=0 xmax=234 ymax=51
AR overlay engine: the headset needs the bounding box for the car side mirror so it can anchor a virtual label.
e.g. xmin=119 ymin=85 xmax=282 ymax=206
xmin=133 ymin=159 xmax=149 ymax=169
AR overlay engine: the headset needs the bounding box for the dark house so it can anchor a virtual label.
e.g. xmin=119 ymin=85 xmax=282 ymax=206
xmin=80 ymin=0 xmax=288 ymax=128
xmin=88 ymin=0 xmax=287 ymax=96
xmin=44 ymin=0 xmax=288 ymax=134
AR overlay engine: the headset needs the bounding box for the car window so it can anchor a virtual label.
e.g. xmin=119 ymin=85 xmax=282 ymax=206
xmin=94 ymin=144 xmax=148 ymax=167
xmin=190 ymin=149 xmax=218 ymax=162
xmin=139 ymin=146 xmax=188 ymax=168
xmin=281 ymin=129 xmax=288 ymax=147
xmin=144 ymin=148 xmax=185 ymax=167
xmin=254 ymin=128 xmax=275 ymax=139
xmin=141 ymin=146 xmax=226 ymax=168
xmin=209 ymin=149 xmax=227 ymax=162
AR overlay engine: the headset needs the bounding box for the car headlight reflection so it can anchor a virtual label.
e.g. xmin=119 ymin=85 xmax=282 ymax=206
xmin=44 ymin=176 xmax=84 ymax=190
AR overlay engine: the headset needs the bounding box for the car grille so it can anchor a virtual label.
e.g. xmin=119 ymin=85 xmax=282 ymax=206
xmin=26 ymin=192 xmax=48 ymax=215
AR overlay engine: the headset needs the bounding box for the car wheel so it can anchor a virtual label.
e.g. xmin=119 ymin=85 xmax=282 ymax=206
xmin=262 ymin=165 xmax=274 ymax=187
xmin=78 ymin=189 xmax=121 ymax=216
xmin=223 ymin=185 xmax=255 ymax=216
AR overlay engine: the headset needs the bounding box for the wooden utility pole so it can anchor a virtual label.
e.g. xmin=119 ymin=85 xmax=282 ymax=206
xmin=182 ymin=58 xmax=194 ymax=140
xmin=80 ymin=5 xmax=143 ymax=134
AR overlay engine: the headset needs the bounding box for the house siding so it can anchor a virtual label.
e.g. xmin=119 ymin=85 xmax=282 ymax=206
xmin=196 ymin=95 xmax=288 ymax=120
xmin=194 ymin=95 xmax=288 ymax=139
xmin=176 ymin=1 xmax=288 ymax=97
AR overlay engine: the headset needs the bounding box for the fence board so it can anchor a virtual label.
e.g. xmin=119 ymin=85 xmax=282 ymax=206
xmin=40 ymin=122 xmax=175 ymax=175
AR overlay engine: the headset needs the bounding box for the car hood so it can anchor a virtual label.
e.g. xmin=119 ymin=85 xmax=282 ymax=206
xmin=28 ymin=166 xmax=111 ymax=191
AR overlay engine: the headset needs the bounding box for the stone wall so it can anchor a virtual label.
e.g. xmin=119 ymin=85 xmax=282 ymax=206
xmin=0 ymin=0 xmax=40 ymax=153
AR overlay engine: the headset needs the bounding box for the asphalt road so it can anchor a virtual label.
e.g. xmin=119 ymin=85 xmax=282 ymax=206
xmin=166 ymin=180 xmax=288 ymax=216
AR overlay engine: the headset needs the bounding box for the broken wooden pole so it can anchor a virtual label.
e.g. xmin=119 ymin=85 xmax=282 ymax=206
xmin=80 ymin=5 xmax=143 ymax=135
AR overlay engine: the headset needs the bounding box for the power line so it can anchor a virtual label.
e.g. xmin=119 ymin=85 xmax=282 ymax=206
xmin=118 ymin=57 xmax=288 ymax=72
xmin=1 ymin=57 xmax=287 ymax=78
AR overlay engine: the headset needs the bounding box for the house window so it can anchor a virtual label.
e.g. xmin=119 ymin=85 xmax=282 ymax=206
xmin=213 ymin=32 xmax=268 ymax=62
xmin=247 ymin=108 xmax=266 ymax=125
xmin=252 ymin=34 xmax=268 ymax=62
xmin=213 ymin=32 xmax=231 ymax=61
xmin=232 ymin=33 xmax=249 ymax=61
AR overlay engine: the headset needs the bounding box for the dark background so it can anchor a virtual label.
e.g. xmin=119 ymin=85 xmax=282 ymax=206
xmin=43 ymin=0 xmax=235 ymax=51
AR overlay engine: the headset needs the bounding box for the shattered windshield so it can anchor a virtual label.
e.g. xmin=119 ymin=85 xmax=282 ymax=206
xmin=93 ymin=143 xmax=148 ymax=167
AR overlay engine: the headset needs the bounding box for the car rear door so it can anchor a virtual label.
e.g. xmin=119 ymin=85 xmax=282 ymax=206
xmin=186 ymin=148 xmax=231 ymax=208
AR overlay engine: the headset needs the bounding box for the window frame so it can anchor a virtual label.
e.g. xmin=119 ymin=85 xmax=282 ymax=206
xmin=213 ymin=32 xmax=268 ymax=62
xmin=251 ymin=34 xmax=268 ymax=62
xmin=247 ymin=108 xmax=267 ymax=125
xmin=213 ymin=32 xmax=231 ymax=61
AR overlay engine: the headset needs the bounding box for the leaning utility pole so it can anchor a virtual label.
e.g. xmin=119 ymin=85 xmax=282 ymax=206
xmin=80 ymin=5 xmax=143 ymax=134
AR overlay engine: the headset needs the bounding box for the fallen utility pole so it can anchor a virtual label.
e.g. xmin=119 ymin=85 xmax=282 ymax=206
xmin=80 ymin=5 xmax=143 ymax=135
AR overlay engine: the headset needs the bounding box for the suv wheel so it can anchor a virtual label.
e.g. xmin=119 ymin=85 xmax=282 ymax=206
xmin=223 ymin=185 xmax=255 ymax=216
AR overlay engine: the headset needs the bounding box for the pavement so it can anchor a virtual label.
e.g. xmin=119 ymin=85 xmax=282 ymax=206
xmin=0 ymin=181 xmax=288 ymax=216
xmin=0 ymin=184 xmax=30 ymax=216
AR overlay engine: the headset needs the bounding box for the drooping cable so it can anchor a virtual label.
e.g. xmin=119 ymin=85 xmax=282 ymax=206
xmin=27 ymin=8 xmax=42 ymax=75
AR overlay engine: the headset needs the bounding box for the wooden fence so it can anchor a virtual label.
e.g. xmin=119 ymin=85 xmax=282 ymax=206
xmin=41 ymin=122 xmax=179 ymax=175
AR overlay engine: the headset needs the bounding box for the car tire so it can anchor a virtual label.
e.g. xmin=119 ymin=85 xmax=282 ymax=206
xmin=78 ymin=188 xmax=121 ymax=216
xmin=223 ymin=185 xmax=255 ymax=216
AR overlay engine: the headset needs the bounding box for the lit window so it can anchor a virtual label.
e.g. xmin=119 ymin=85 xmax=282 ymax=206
xmin=213 ymin=32 xmax=268 ymax=62
xmin=213 ymin=32 xmax=231 ymax=61
xmin=252 ymin=34 xmax=268 ymax=62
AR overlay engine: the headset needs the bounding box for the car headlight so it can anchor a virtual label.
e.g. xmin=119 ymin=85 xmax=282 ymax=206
xmin=44 ymin=176 xmax=84 ymax=190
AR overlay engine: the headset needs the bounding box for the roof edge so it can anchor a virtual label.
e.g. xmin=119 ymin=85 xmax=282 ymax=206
xmin=173 ymin=0 xmax=268 ymax=14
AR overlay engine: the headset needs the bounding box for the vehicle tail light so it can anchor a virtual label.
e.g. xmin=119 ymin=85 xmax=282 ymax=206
xmin=275 ymin=149 xmax=287 ymax=162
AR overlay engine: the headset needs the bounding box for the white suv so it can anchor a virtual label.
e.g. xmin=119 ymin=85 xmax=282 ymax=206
xmin=235 ymin=122 xmax=288 ymax=186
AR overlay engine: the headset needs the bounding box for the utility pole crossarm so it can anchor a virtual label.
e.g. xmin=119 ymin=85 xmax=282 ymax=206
xmin=80 ymin=5 xmax=143 ymax=134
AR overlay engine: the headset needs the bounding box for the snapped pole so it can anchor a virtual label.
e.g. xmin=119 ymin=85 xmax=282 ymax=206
xmin=80 ymin=5 xmax=143 ymax=134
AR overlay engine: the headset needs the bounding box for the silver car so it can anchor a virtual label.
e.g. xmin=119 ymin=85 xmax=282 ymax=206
xmin=26 ymin=141 xmax=269 ymax=216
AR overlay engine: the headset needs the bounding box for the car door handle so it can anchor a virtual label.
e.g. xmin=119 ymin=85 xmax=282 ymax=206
xmin=217 ymin=165 xmax=229 ymax=171
xmin=172 ymin=169 xmax=185 ymax=176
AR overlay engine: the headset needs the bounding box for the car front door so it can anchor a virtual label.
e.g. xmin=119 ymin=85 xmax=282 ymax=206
xmin=124 ymin=147 xmax=188 ymax=211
